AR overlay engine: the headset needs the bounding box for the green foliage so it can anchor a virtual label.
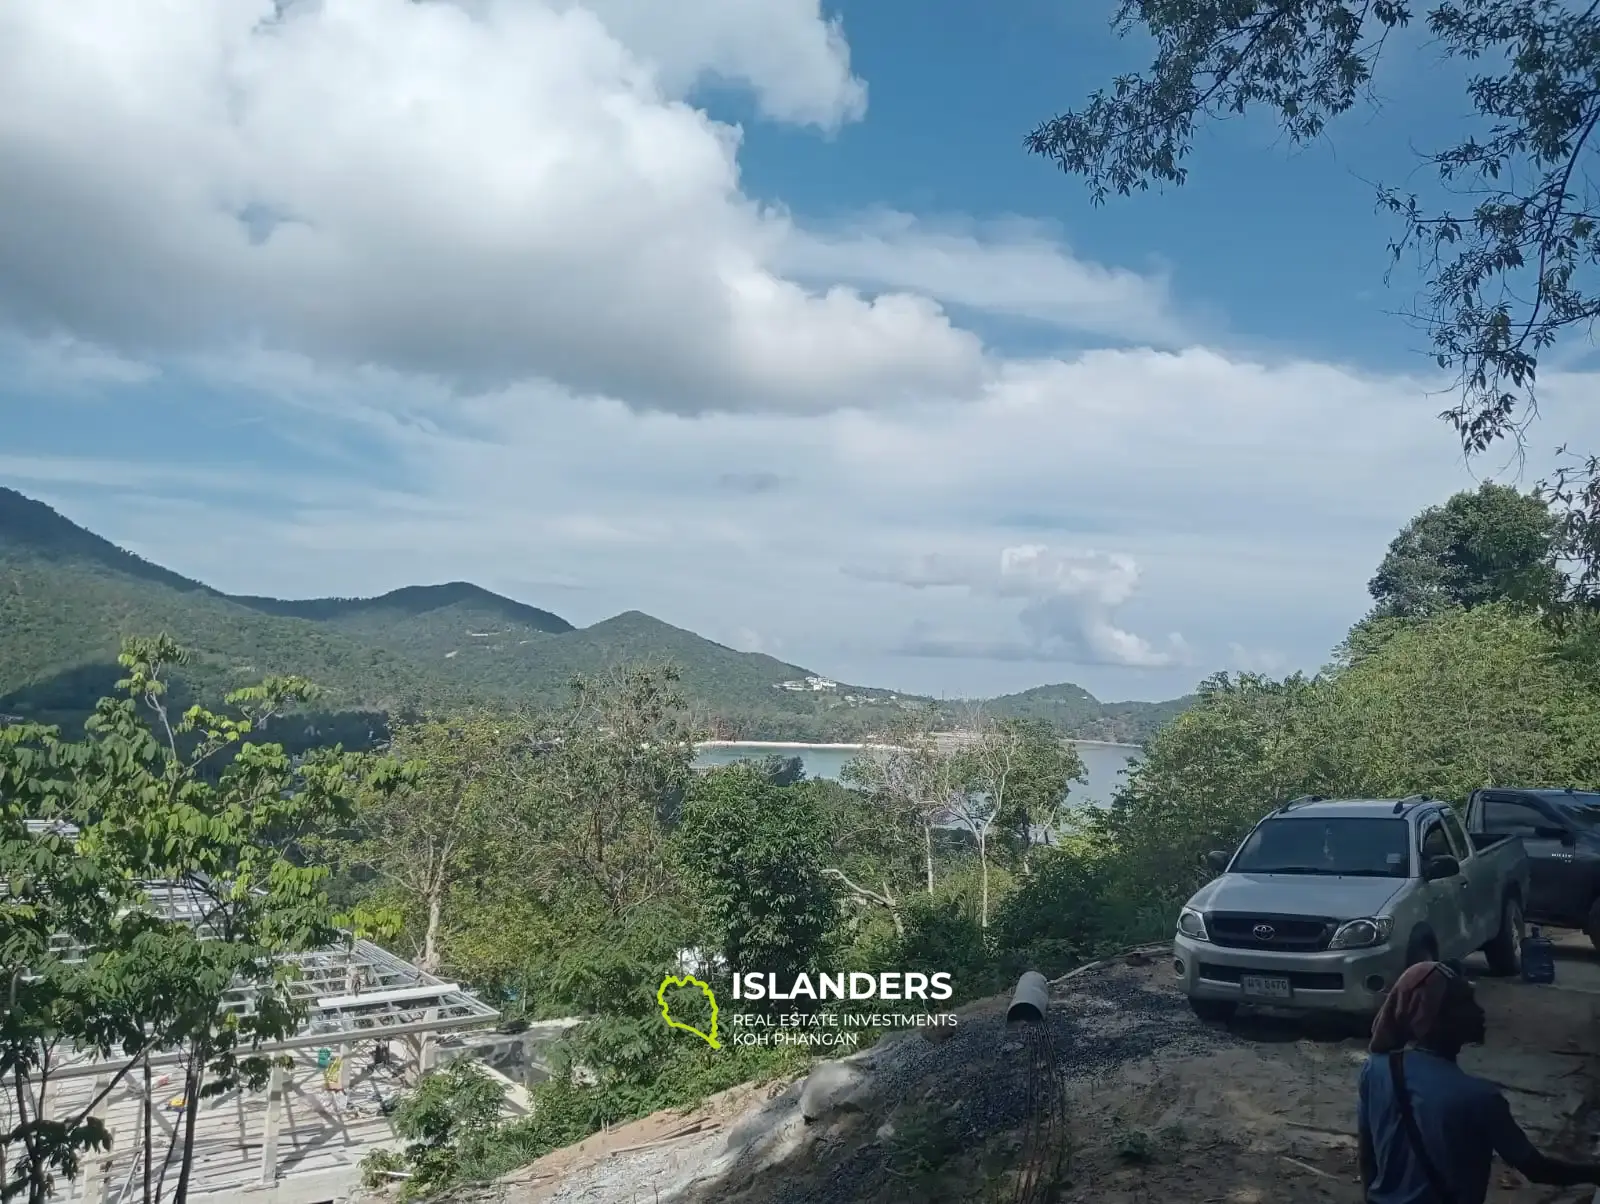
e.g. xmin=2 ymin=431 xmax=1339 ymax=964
xmin=0 ymin=635 xmax=394 ymax=1204
xmin=332 ymin=711 xmax=526 ymax=973
xmin=1099 ymin=671 xmax=1325 ymax=915
xmin=1368 ymin=483 xmax=1563 ymax=619
xmin=979 ymin=683 xmax=1195 ymax=744
xmin=1317 ymin=604 xmax=1600 ymax=797
xmin=892 ymin=895 xmax=997 ymax=1006
xmin=0 ymin=488 xmax=1186 ymax=745
xmin=991 ymin=848 xmax=1121 ymax=980
xmin=676 ymin=763 xmax=837 ymax=981
xmin=367 ymin=1059 xmax=508 ymax=1201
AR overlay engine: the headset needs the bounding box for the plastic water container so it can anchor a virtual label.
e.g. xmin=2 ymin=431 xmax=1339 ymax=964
xmin=1522 ymin=925 xmax=1556 ymax=984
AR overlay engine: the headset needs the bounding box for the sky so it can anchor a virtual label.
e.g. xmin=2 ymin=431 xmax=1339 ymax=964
xmin=2 ymin=0 xmax=1597 ymax=703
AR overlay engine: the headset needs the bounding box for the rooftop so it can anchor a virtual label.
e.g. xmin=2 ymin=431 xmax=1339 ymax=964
xmin=1262 ymin=796 xmax=1445 ymax=820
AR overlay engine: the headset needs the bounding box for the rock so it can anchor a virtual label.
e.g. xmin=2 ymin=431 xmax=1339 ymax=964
xmin=800 ymin=1060 xmax=872 ymax=1124
xmin=876 ymin=1122 xmax=896 ymax=1141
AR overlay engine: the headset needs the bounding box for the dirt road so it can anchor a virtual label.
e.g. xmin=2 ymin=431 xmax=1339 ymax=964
xmin=451 ymin=935 xmax=1600 ymax=1204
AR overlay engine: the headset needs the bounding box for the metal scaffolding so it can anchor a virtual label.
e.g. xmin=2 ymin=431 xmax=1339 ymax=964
xmin=8 ymin=822 xmax=506 ymax=1200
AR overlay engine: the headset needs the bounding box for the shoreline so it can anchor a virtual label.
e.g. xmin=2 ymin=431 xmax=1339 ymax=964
xmin=694 ymin=737 xmax=1143 ymax=753
xmin=695 ymin=741 xmax=869 ymax=752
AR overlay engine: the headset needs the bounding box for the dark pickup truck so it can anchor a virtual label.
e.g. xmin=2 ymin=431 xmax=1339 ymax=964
xmin=1465 ymin=788 xmax=1600 ymax=948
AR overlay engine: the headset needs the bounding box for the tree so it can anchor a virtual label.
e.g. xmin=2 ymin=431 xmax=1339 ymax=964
xmin=675 ymin=764 xmax=836 ymax=985
xmin=0 ymin=750 xmax=147 ymax=1204
xmin=803 ymin=778 xmax=916 ymax=939
xmin=756 ymin=753 xmax=806 ymax=788
xmin=1027 ymin=0 xmax=1600 ymax=587
xmin=1101 ymin=672 xmax=1327 ymax=910
xmin=340 ymin=713 xmax=520 ymax=974
xmin=369 ymin=1060 xmax=508 ymax=1202
xmin=841 ymin=709 xmax=957 ymax=898
xmin=53 ymin=638 xmax=391 ymax=1204
xmin=514 ymin=666 xmax=696 ymax=922
xmin=1368 ymin=483 xmax=1563 ymax=618
xmin=990 ymin=719 xmax=1087 ymax=870
xmin=1315 ymin=604 xmax=1600 ymax=797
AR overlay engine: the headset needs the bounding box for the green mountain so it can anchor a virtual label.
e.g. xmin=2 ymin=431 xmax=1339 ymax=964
xmin=982 ymin=682 xmax=1196 ymax=745
xmin=0 ymin=488 xmax=896 ymax=736
xmin=0 ymin=487 xmax=1191 ymax=744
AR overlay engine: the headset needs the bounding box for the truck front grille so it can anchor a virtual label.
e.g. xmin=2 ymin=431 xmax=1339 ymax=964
xmin=1206 ymin=912 xmax=1335 ymax=952
xmin=1197 ymin=963 xmax=1344 ymax=992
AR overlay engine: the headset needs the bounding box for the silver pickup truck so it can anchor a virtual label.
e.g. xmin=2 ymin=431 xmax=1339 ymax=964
xmin=1173 ymin=796 xmax=1530 ymax=1020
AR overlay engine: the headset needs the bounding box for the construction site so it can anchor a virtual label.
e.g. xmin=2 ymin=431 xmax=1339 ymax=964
xmin=6 ymin=826 xmax=524 ymax=1204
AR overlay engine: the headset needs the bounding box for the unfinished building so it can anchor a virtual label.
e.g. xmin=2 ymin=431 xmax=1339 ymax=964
xmin=8 ymin=826 xmax=509 ymax=1203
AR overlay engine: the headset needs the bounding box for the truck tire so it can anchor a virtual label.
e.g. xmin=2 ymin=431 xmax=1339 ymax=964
xmin=1483 ymin=895 xmax=1524 ymax=976
xmin=1586 ymin=898 xmax=1600 ymax=953
xmin=1187 ymin=997 xmax=1237 ymax=1024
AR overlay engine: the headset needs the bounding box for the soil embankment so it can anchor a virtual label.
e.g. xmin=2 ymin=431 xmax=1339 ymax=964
xmin=437 ymin=936 xmax=1600 ymax=1204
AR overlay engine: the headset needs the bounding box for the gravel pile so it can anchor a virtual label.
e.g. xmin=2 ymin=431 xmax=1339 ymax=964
xmin=736 ymin=965 xmax=1238 ymax=1204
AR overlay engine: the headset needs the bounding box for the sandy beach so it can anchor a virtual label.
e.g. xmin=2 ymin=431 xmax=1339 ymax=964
xmin=694 ymin=736 xmax=1142 ymax=753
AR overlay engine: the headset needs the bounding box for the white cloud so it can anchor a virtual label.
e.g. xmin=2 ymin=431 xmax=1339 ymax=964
xmin=848 ymin=545 xmax=1188 ymax=668
xmin=1227 ymin=643 xmax=1291 ymax=676
xmin=6 ymin=0 xmax=1600 ymax=700
xmin=0 ymin=0 xmax=976 ymax=415
xmin=1 ymin=333 xmax=156 ymax=393
xmin=9 ymin=352 xmax=1600 ymax=698
xmin=780 ymin=212 xmax=1186 ymax=344
xmin=555 ymin=0 xmax=867 ymax=128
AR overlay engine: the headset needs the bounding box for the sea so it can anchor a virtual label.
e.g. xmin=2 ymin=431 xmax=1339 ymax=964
xmin=691 ymin=740 xmax=1140 ymax=809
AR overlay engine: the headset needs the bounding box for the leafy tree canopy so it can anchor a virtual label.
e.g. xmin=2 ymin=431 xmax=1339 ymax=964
xmin=1368 ymin=482 xmax=1563 ymax=618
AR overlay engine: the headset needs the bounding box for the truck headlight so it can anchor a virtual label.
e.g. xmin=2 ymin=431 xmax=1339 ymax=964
xmin=1328 ymin=917 xmax=1393 ymax=950
xmin=1176 ymin=907 xmax=1209 ymax=942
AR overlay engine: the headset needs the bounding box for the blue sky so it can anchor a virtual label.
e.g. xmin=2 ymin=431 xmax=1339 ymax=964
xmin=1 ymin=0 xmax=1595 ymax=702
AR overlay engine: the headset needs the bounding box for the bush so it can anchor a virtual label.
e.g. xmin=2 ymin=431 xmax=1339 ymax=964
xmin=892 ymin=894 xmax=997 ymax=1005
xmin=991 ymin=848 xmax=1121 ymax=980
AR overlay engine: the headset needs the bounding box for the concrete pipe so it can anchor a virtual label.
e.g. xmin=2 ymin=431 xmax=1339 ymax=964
xmin=1006 ymin=970 xmax=1049 ymax=1025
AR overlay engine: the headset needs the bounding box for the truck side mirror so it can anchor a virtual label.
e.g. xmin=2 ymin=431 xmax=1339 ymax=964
xmin=1424 ymin=854 xmax=1460 ymax=881
xmin=1535 ymin=825 xmax=1578 ymax=847
xmin=1204 ymin=849 xmax=1230 ymax=874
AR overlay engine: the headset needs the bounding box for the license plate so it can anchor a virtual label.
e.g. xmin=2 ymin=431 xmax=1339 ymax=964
xmin=1241 ymin=975 xmax=1291 ymax=1000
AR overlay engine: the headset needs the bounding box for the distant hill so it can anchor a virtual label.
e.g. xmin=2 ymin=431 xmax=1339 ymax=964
xmin=0 ymin=487 xmax=896 ymax=737
xmin=977 ymin=683 xmax=1196 ymax=745
xmin=0 ymin=486 xmax=1191 ymax=745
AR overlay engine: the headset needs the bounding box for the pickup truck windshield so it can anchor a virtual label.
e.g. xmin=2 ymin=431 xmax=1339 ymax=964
xmin=1230 ymin=817 xmax=1410 ymax=878
xmin=1549 ymin=792 xmax=1600 ymax=826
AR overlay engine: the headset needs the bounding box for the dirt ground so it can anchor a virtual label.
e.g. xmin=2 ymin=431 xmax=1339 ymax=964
xmin=444 ymin=934 xmax=1600 ymax=1204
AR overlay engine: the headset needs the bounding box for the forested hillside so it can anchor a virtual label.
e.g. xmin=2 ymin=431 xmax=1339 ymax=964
xmin=0 ymin=487 xmax=1183 ymax=742
xmin=981 ymin=682 xmax=1195 ymax=744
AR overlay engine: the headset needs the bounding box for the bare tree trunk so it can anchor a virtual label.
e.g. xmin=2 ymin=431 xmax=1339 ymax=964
xmin=421 ymin=890 xmax=443 ymax=975
xmin=978 ymin=832 xmax=990 ymax=928
xmin=169 ymin=1060 xmax=204 ymax=1204
xmin=14 ymin=1069 xmax=47 ymax=1204
xmin=143 ymin=1057 xmax=153 ymax=1204
xmin=923 ymin=823 xmax=935 ymax=895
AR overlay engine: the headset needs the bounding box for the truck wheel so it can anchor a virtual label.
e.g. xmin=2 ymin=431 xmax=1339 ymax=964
xmin=1586 ymin=899 xmax=1600 ymax=953
xmin=1187 ymin=998 xmax=1237 ymax=1024
xmin=1483 ymin=896 xmax=1524 ymax=976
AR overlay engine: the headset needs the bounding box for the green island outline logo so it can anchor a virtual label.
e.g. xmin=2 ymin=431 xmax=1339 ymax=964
xmin=657 ymin=973 xmax=721 ymax=1049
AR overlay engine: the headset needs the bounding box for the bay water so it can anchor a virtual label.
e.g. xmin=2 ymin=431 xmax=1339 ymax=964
xmin=691 ymin=739 xmax=1138 ymax=809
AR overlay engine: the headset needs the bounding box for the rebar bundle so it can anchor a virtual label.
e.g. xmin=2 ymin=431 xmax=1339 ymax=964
xmin=1005 ymin=971 xmax=1068 ymax=1204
